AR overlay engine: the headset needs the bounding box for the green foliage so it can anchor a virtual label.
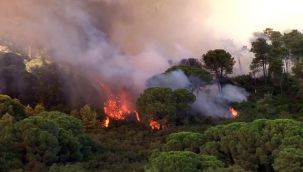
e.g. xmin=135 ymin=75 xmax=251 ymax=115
xmin=25 ymin=105 xmax=34 ymax=116
xmin=0 ymin=94 xmax=26 ymax=121
xmin=34 ymin=104 xmax=45 ymax=115
xmin=179 ymin=58 xmax=203 ymax=68
xmin=283 ymin=29 xmax=303 ymax=58
xmin=137 ymin=87 xmax=195 ymax=126
xmin=250 ymin=38 xmax=270 ymax=81
xmin=0 ymin=125 xmax=22 ymax=172
xmin=264 ymin=28 xmax=283 ymax=48
xmin=0 ymin=111 xmax=94 ymax=171
xmin=263 ymin=29 xmax=289 ymax=90
xmin=233 ymin=93 xmax=303 ymax=121
xmin=70 ymin=105 xmax=98 ymax=129
xmin=292 ymin=61 xmax=303 ymax=80
xmin=164 ymin=132 xmax=204 ymax=153
xmin=250 ymin=29 xmax=303 ymax=88
xmin=0 ymin=113 xmax=15 ymax=126
xmin=165 ymin=65 xmax=212 ymax=82
xmin=202 ymin=49 xmax=235 ymax=80
xmin=79 ymin=105 xmax=98 ymax=129
xmin=173 ymin=89 xmax=196 ymax=112
xmin=137 ymin=87 xmax=177 ymax=126
xmin=273 ymin=148 xmax=303 ymax=172
xmin=268 ymin=48 xmax=283 ymax=81
xmin=145 ymin=151 xmax=223 ymax=172
xmin=202 ymin=119 xmax=303 ymax=171
xmin=199 ymin=154 xmax=225 ymax=170
xmin=3 ymin=28 xmax=303 ymax=172
xmin=204 ymin=165 xmax=246 ymax=172
xmin=49 ymin=163 xmax=87 ymax=172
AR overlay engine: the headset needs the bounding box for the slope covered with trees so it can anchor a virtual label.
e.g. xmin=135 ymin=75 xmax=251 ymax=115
xmin=0 ymin=28 xmax=303 ymax=172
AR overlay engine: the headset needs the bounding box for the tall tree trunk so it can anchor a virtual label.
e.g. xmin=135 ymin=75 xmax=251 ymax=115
xmin=215 ymin=72 xmax=222 ymax=94
xmin=253 ymin=72 xmax=257 ymax=93
xmin=262 ymin=61 xmax=267 ymax=86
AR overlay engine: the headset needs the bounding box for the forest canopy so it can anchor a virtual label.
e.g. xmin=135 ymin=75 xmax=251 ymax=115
xmin=0 ymin=25 xmax=303 ymax=172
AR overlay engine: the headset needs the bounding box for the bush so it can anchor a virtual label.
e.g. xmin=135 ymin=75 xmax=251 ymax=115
xmin=137 ymin=87 xmax=195 ymax=127
xmin=145 ymin=151 xmax=223 ymax=172
xmin=164 ymin=132 xmax=204 ymax=153
xmin=0 ymin=111 xmax=94 ymax=171
xmin=0 ymin=94 xmax=26 ymax=121
xmin=49 ymin=163 xmax=87 ymax=172
xmin=202 ymin=119 xmax=303 ymax=171
xmin=273 ymin=148 xmax=303 ymax=172
xmin=165 ymin=65 xmax=212 ymax=82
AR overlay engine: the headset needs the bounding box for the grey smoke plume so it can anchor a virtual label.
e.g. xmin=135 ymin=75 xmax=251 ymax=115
xmin=192 ymin=84 xmax=249 ymax=117
xmin=221 ymin=84 xmax=249 ymax=103
xmin=146 ymin=70 xmax=191 ymax=90
xmin=0 ymin=0 xmax=254 ymax=106
xmin=147 ymin=71 xmax=249 ymax=117
xmin=0 ymin=1 xmax=174 ymax=93
xmin=0 ymin=0 xmax=213 ymax=90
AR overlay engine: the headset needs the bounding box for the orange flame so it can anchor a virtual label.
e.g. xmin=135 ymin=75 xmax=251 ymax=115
xmin=135 ymin=111 xmax=141 ymax=122
xmin=229 ymin=107 xmax=239 ymax=118
xmin=98 ymin=80 xmax=141 ymax=128
xmin=102 ymin=116 xmax=110 ymax=128
xmin=104 ymin=95 xmax=129 ymax=120
xmin=149 ymin=119 xmax=161 ymax=130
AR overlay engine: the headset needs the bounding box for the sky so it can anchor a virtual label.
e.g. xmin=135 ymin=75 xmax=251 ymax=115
xmin=208 ymin=0 xmax=303 ymax=44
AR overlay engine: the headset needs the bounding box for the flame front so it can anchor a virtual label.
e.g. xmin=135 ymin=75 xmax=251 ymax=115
xmin=99 ymin=80 xmax=141 ymax=128
xmin=149 ymin=119 xmax=161 ymax=130
xmin=135 ymin=111 xmax=141 ymax=122
xmin=229 ymin=107 xmax=239 ymax=118
xmin=102 ymin=116 xmax=110 ymax=128
xmin=104 ymin=96 xmax=129 ymax=120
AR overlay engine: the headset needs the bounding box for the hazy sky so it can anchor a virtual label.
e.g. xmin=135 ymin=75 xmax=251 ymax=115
xmin=208 ymin=0 xmax=303 ymax=44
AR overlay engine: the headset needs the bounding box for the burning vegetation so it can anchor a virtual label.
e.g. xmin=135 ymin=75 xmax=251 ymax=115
xmin=149 ymin=119 xmax=161 ymax=130
xmin=229 ymin=107 xmax=239 ymax=118
xmin=100 ymin=83 xmax=240 ymax=130
xmin=99 ymin=81 xmax=141 ymax=128
xmin=102 ymin=95 xmax=141 ymax=128
xmin=102 ymin=116 xmax=110 ymax=128
xmin=0 ymin=0 xmax=302 ymax=171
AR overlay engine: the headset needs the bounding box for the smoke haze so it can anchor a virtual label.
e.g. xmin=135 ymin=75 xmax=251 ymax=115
xmin=0 ymin=0 xmax=250 ymax=92
xmin=147 ymin=70 xmax=249 ymax=117
xmin=146 ymin=70 xmax=191 ymax=90
xmin=0 ymin=0 xmax=299 ymax=107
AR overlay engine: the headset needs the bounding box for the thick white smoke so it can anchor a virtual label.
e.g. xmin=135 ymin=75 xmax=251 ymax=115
xmin=147 ymin=70 xmax=249 ymax=117
xmin=0 ymin=0 xmax=254 ymax=106
xmin=0 ymin=0 xmax=175 ymax=93
xmin=192 ymin=84 xmax=249 ymax=117
xmin=146 ymin=70 xmax=191 ymax=90
xmin=221 ymin=85 xmax=249 ymax=103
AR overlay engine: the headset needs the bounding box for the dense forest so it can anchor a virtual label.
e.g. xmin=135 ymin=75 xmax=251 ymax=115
xmin=1 ymin=28 xmax=303 ymax=172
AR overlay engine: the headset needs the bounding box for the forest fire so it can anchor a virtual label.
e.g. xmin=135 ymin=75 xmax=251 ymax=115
xmin=135 ymin=111 xmax=141 ymax=122
xmin=98 ymin=80 xmax=141 ymax=128
xmin=104 ymin=95 xmax=130 ymax=120
xmin=102 ymin=95 xmax=141 ymax=128
xmin=102 ymin=116 xmax=110 ymax=128
xmin=149 ymin=119 xmax=161 ymax=130
xmin=229 ymin=107 xmax=239 ymax=118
